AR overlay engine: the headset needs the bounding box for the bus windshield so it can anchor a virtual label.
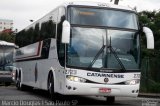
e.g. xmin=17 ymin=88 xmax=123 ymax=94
xmin=67 ymin=7 xmax=140 ymax=72
xmin=69 ymin=7 xmax=138 ymax=30
xmin=0 ymin=48 xmax=14 ymax=71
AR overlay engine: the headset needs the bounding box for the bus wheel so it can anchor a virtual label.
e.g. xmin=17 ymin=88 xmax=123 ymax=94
xmin=106 ymin=96 xmax=115 ymax=104
xmin=16 ymin=80 xmax=21 ymax=90
xmin=15 ymin=71 xmax=19 ymax=89
xmin=48 ymin=73 xmax=57 ymax=101
xmin=16 ymin=71 xmax=21 ymax=90
xmin=16 ymin=71 xmax=25 ymax=91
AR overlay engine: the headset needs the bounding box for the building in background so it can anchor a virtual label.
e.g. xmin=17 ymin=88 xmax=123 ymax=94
xmin=0 ymin=19 xmax=13 ymax=33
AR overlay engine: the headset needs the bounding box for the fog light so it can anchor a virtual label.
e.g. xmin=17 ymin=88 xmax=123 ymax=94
xmin=68 ymin=86 xmax=71 ymax=90
xmin=125 ymin=79 xmax=140 ymax=85
xmin=73 ymin=87 xmax=77 ymax=90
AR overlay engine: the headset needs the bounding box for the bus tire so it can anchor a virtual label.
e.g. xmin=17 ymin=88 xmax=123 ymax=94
xmin=16 ymin=80 xmax=20 ymax=90
xmin=16 ymin=70 xmax=25 ymax=91
xmin=48 ymin=72 xmax=58 ymax=101
xmin=106 ymin=96 xmax=115 ymax=104
xmin=15 ymin=70 xmax=19 ymax=88
xmin=16 ymin=70 xmax=21 ymax=90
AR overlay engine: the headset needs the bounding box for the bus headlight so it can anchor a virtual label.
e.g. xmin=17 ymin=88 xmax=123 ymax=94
xmin=125 ymin=79 xmax=140 ymax=85
xmin=66 ymin=75 xmax=86 ymax=83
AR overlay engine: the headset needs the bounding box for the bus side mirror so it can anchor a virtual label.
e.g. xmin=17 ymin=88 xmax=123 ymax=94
xmin=143 ymin=27 xmax=154 ymax=49
xmin=61 ymin=20 xmax=70 ymax=44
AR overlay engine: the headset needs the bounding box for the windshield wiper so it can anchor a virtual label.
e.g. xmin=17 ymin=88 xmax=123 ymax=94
xmin=87 ymin=35 xmax=126 ymax=72
xmin=88 ymin=35 xmax=106 ymax=69
xmin=88 ymin=45 xmax=105 ymax=69
xmin=108 ymin=45 xmax=126 ymax=72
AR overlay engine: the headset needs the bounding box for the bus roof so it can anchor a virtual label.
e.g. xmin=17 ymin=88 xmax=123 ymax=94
xmin=0 ymin=41 xmax=15 ymax=47
xmin=20 ymin=1 xmax=135 ymax=32
xmin=0 ymin=40 xmax=18 ymax=49
xmin=63 ymin=1 xmax=135 ymax=12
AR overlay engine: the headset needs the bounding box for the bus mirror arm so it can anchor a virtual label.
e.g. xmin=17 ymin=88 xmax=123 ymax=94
xmin=143 ymin=27 xmax=154 ymax=49
xmin=61 ymin=20 xmax=71 ymax=44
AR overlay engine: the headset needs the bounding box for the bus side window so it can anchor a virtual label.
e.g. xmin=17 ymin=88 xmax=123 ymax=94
xmin=40 ymin=9 xmax=58 ymax=40
xmin=41 ymin=39 xmax=51 ymax=59
xmin=57 ymin=7 xmax=66 ymax=67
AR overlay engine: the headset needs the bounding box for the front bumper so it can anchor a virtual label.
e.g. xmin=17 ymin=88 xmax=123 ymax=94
xmin=62 ymin=81 xmax=139 ymax=97
xmin=0 ymin=75 xmax=13 ymax=83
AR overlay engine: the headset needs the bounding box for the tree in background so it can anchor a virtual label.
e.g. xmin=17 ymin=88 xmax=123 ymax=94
xmin=0 ymin=32 xmax=15 ymax=43
xmin=139 ymin=11 xmax=160 ymax=92
xmin=138 ymin=10 xmax=160 ymax=57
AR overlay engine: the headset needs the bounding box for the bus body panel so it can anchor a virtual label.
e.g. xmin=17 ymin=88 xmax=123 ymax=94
xmin=15 ymin=39 xmax=62 ymax=90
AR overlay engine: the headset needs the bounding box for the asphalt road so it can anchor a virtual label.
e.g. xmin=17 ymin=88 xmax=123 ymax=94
xmin=0 ymin=85 xmax=160 ymax=106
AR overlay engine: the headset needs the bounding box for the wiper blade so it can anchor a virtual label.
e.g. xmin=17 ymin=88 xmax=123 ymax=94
xmin=88 ymin=45 xmax=105 ymax=69
xmin=108 ymin=45 xmax=126 ymax=72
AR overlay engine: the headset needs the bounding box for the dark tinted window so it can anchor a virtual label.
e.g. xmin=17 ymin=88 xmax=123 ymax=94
xmin=69 ymin=7 xmax=138 ymax=30
xmin=57 ymin=7 xmax=66 ymax=66
xmin=16 ymin=9 xmax=58 ymax=47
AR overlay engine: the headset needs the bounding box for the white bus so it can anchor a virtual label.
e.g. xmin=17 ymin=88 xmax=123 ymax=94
xmin=14 ymin=1 xmax=154 ymax=103
xmin=0 ymin=41 xmax=16 ymax=86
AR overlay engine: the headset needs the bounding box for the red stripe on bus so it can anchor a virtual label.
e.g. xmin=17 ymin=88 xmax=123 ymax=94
xmin=16 ymin=41 xmax=42 ymax=60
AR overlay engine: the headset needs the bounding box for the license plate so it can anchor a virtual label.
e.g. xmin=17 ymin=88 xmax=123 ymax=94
xmin=99 ymin=88 xmax=111 ymax=93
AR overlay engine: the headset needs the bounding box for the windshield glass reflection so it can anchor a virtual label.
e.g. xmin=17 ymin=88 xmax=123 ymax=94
xmin=0 ymin=48 xmax=14 ymax=71
xmin=67 ymin=27 xmax=140 ymax=71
